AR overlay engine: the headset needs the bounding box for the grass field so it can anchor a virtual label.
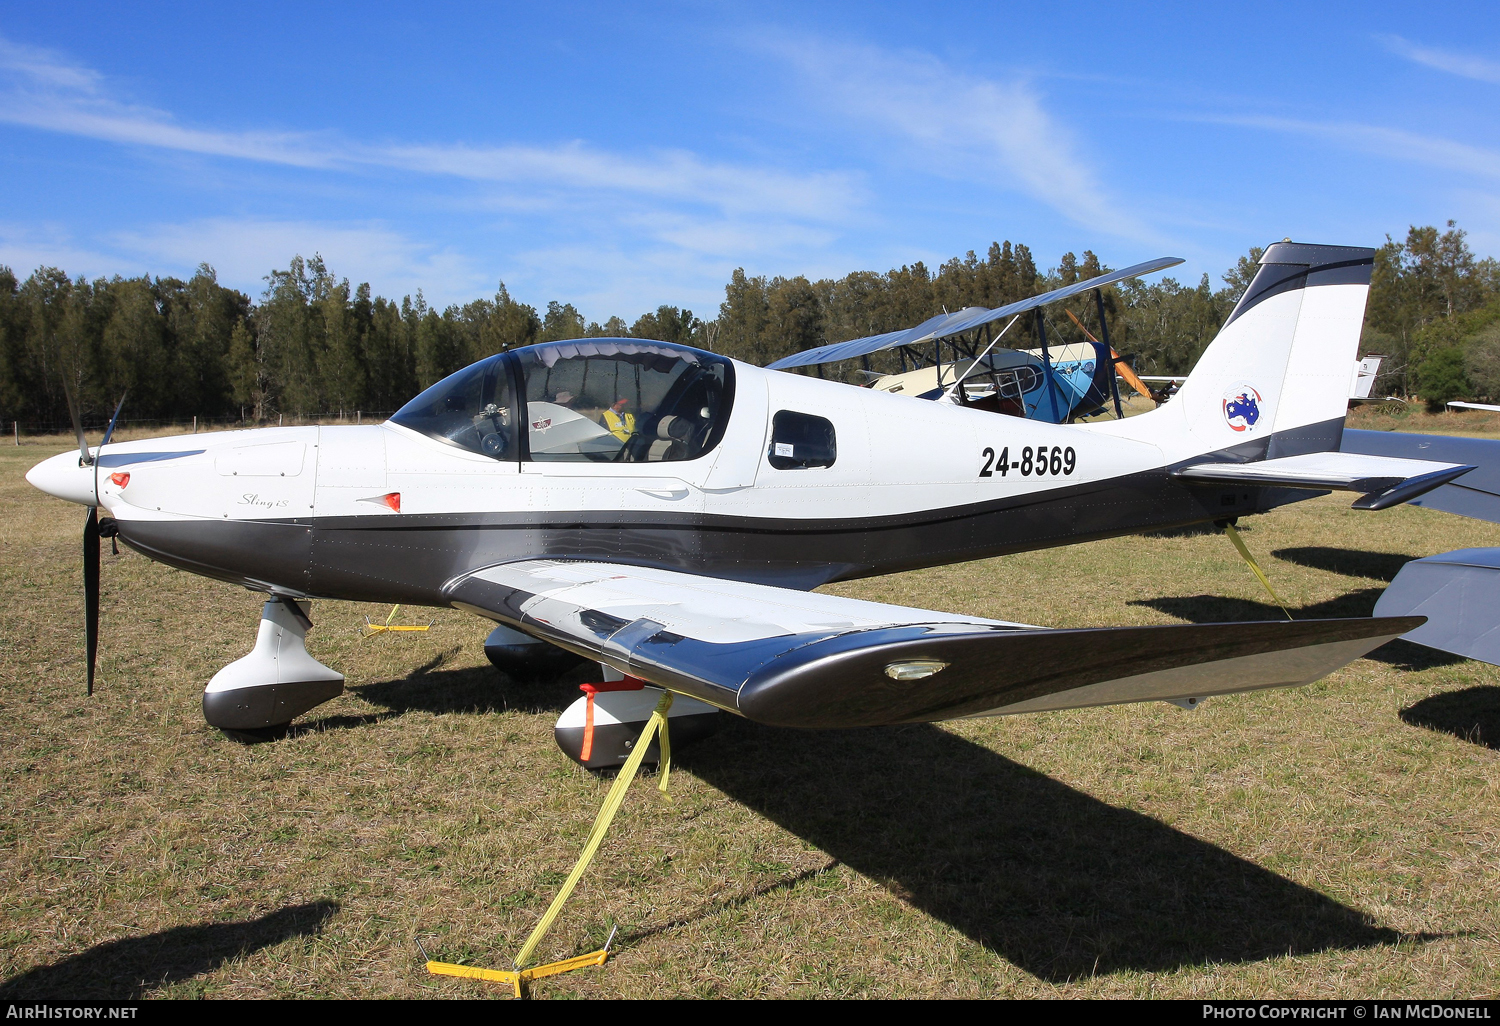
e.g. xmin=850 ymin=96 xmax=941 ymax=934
xmin=1 ymin=407 xmax=1498 ymax=999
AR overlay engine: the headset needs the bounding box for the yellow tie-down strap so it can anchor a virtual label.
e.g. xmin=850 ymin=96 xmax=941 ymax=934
xmin=1220 ymin=520 xmax=1294 ymax=621
xmin=424 ymin=690 xmax=675 ymax=997
xmin=424 ymin=930 xmax=616 ymax=999
xmin=362 ymin=604 xmax=434 ymax=637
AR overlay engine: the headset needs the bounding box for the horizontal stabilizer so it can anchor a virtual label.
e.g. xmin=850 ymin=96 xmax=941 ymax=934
xmin=1173 ymin=451 xmax=1472 ymax=510
xmin=445 ymin=559 xmax=1416 ymax=728
xmin=1373 ymin=548 xmax=1500 ymax=665
xmin=1341 ymin=429 xmax=1500 ymax=522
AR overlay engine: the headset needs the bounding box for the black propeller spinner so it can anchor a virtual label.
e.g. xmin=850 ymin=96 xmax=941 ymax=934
xmin=61 ymin=381 xmax=125 ymax=697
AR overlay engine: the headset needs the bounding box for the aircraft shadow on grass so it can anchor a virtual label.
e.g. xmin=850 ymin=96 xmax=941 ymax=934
xmin=0 ymin=900 xmax=338 ymax=999
xmin=224 ymin=651 xmax=594 ymax=743
xmin=1271 ymin=547 xmax=1416 ymax=583
xmin=355 ymin=649 xmax=589 ymax=719
xmin=1269 ymin=549 xmax=1500 ymax=748
xmin=679 ymin=721 xmax=1423 ymax=980
xmin=1401 ymin=686 xmax=1500 ymax=751
xmin=623 ymin=864 xmax=838 ymax=946
xmin=1129 ymin=590 xmax=1467 ymax=671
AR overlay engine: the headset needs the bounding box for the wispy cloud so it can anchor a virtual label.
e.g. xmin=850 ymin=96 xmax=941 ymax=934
xmin=381 ymin=143 xmax=856 ymax=221
xmin=1378 ymin=34 xmax=1500 ymax=85
xmin=504 ymin=241 xmax=738 ymax=318
xmin=0 ymin=217 xmax=491 ymax=307
xmin=112 ymin=219 xmax=487 ymax=306
xmin=0 ymin=221 xmax=123 ymax=280
xmin=1217 ymin=114 xmax=1500 ymax=181
xmin=0 ymin=32 xmax=880 ymax=310
xmin=757 ymin=33 xmax=1161 ymax=244
xmin=0 ymin=34 xmax=861 ymax=224
xmin=0 ymin=37 xmax=346 ymax=168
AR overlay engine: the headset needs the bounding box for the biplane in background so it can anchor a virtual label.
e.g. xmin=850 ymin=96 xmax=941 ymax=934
xmin=768 ymin=258 xmax=1176 ymax=423
xmin=26 ymin=242 xmax=1474 ymax=768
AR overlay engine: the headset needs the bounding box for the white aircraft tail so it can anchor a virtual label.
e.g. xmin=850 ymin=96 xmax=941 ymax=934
xmin=1108 ymin=242 xmax=1376 ymax=464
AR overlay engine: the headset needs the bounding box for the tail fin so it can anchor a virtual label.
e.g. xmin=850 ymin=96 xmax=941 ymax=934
xmin=1111 ymin=242 xmax=1375 ymax=462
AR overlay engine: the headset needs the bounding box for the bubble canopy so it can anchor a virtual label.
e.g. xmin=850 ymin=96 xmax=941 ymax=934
xmin=390 ymin=340 xmax=736 ymax=463
xmin=389 ymin=352 xmax=515 ymax=458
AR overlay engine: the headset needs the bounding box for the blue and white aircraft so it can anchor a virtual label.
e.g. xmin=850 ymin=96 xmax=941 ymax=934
xmin=26 ymin=242 xmax=1472 ymax=764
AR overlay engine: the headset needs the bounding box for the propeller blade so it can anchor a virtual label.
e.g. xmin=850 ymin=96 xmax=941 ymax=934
xmin=1062 ymin=307 xmax=1158 ymax=404
xmin=84 ymin=506 xmax=99 ymax=696
xmin=59 ymin=374 xmax=91 ymax=466
xmin=100 ymin=392 xmax=127 ymax=447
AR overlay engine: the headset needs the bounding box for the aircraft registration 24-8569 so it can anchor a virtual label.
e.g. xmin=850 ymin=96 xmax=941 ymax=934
xmin=24 ymin=242 xmax=1475 ymax=764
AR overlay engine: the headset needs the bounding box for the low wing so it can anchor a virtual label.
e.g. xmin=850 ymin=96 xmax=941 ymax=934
xmin=1174 ymin=451 xmax=1473 ymax=510
xmin=1341 ymin=429 xmax=1500 ymax=522
xmin=444 ymin=560 xmax=1418 ymax=727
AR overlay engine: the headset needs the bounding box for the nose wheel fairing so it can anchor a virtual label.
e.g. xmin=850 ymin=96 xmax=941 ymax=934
xmin=203 ymin=598 xmax=344 ymax=730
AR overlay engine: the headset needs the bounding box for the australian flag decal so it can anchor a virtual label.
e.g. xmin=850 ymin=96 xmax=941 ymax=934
xmin=1222 ymin=386 xmax=1263 ymax=433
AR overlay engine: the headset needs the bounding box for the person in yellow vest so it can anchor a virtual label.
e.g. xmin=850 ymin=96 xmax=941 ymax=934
xmin=602 ymin=396 xmax=635 ymax=442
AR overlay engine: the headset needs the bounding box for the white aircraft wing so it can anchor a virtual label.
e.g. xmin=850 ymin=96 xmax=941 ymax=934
xmin=1173 ymin=451 xmax=1473 ymax=510
xmin=1374 ymin=548 xmax=1500 ymax=665
xmin=444 ymin=559 xmax=1418 ymax=727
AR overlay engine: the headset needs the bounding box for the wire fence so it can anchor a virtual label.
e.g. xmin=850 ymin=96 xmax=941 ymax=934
xmin=7 ymin=411 xmax=397 ymax=444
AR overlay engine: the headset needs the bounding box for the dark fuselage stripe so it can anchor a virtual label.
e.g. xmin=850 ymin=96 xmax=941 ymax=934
xmin=117 ymin=460 xmax=1299 ymax=605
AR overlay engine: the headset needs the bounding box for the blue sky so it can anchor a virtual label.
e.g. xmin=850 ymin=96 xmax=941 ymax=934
xmin=1 ymin=2 xmax=1498 ymax=321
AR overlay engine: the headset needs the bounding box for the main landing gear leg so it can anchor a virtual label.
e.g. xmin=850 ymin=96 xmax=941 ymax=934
xmin=202 ymin=596 xmax=344 ymax=732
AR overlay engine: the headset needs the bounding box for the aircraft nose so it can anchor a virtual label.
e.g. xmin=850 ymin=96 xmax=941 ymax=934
xmin=26 ymin=450 xmax=97 ymax=506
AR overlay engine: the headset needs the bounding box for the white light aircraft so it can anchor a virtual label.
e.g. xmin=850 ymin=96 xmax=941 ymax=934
xmin=25 ymin=242 xmax=1474 ymax=765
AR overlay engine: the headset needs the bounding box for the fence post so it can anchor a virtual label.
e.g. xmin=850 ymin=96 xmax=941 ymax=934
xmin=356 ymin=410 xmax=361 ymax=424
xmin=192 ymin=415 xmax=197 ymax=433
xmin=279 ymin=413 xmax=283 ymax=427
xmin=13 ymin=421 xmax=17 ymax=446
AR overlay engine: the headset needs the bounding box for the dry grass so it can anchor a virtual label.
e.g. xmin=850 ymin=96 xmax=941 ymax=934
xmin=1346 ymin=402 xmax=1500 ymax=437
xmin=1 ymin=419 xmax=1499 ymax=999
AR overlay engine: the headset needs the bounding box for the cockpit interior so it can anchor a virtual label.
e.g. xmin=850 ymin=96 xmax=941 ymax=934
xmin=390 ymin=340 xmax=735 ymax=464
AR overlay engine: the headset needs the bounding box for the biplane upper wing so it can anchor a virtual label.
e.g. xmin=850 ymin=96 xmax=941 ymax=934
xmin=444 ymin=559 xmax=1419 ymax=727
xmin=766 ymin=257 xmax=1183 ymax=370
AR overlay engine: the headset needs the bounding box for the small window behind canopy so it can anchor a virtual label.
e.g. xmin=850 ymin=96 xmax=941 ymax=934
xmin=515 ymin=340 xmax=734 ymax=463
xmin=388 ymin=354 xmax=516 ymax=460
xmin=767 ymin=410 xmax=836 ymax=469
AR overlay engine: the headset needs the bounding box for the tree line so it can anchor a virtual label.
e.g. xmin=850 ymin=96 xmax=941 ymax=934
xmin=3 ymin=222 xmax=1497 ymax=430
